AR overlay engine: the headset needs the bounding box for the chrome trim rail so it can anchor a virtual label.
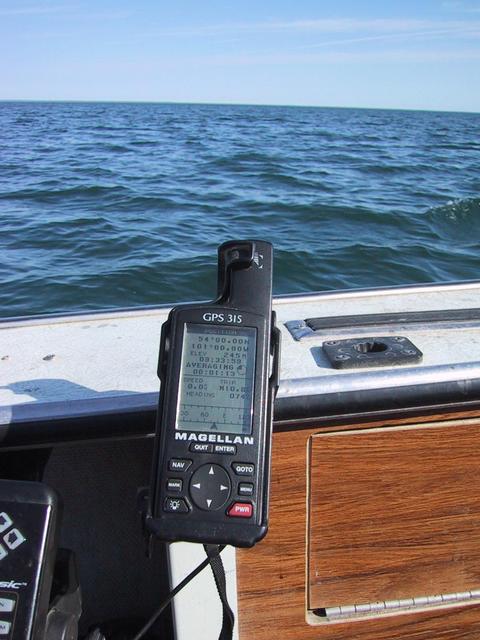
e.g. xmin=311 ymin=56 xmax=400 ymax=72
xmin=277 ymin=361 xmax=480 ymax=398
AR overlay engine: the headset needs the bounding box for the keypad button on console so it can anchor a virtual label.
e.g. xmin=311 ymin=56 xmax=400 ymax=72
xmin=164 ymin=497 xmax=190 ymax=514
xmin=3 ymin=529 xmax=26 ymax=551
xmin=0 ymin=598 xmax=15 ymax=614
xmin=167 ymin=478 xmax=183 ymax=492
xmin=238 ymin=482 xmax=254 ymax=496
xmin=214 ymin=445 xmax=236 ymax=455
xmin=232 ymin=462 xmax=255 ymax=476
xmin=0 ymin=620 xmax=11 ymax=636
xmin=190 ymin=464 xmax=231 ymax=511
xmin=168 ymin=459 xmax=192 ymax=472
xmin=227 ymin=502 xmax=253 ymax=518
xmin=189 ymin=443 xmax=214 ymax=454
xmin=0 ymin=514 xmax=12 ymax=534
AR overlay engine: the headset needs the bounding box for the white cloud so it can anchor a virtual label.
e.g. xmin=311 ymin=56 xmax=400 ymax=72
xmin=0 ymin=3 xmax=80 ymax=16
xmin=0 ymin=3 xmax=132 ymax=20
xmin=298 ymin=26 xmax=480 ymax=50
xmin=190 ymin=48 xmax=480 ymax=66
xmin=152 ymin=17 xmax=480 ymax=38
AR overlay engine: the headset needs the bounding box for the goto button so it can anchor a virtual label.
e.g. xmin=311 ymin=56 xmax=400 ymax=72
xmin=228 ymin=502 xmax=253 ymax=518
xmin=232 ymin=462 xmax=255 ymax=476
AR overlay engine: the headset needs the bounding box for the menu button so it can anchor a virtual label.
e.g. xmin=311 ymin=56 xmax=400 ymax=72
xmin=238 ymin=482 xmax=254 ymax=496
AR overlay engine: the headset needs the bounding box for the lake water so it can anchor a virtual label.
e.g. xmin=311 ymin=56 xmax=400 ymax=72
xmin=0 ymin=101 xmax=479 ymax=318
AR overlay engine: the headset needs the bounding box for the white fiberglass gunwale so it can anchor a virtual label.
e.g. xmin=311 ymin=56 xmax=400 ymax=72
xmin=1 ymin=279 xmax=480 ymax=445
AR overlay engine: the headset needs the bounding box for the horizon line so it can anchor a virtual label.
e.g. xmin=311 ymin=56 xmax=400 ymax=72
xmin=0 ymin=98 xmax=478 ymax=115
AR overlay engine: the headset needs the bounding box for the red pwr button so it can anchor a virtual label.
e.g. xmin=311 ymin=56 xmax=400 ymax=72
xmin=227 ymin=502 xmax=253 ymax=518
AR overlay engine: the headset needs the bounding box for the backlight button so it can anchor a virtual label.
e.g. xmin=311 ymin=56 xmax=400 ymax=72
xmin=227 ymin=502 xmax=253 ymax=518
xmin=164 ymin=497 xmax=190 ymax=514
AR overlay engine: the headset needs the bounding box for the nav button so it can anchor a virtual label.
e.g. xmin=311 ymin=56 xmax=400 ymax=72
xmin=168 ymin=459 xmax=192 ymax=472
xmin=0 ymin=621 xmax=11 ymax=636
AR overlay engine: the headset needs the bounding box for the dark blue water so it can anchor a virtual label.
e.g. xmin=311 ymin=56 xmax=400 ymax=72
xmin=0 ymin=102 xmax=479 ymax=318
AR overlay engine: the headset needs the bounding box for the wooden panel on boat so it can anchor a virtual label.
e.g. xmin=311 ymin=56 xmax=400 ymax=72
xmin=308 ymin=422 xmax=480 ymax=609
xmin=236 ymin=413 xmax=480 ymax=640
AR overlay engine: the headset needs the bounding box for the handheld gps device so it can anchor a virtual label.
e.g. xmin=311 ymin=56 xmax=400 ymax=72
xmin=147 ymin=240 xmax=280 ymax=548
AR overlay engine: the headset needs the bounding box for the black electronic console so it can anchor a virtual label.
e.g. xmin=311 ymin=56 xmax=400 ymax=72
xmin=0 ymin=480 xmax=60 ymax=640
xmin=146 ymin=240 xmax=280 ymax=548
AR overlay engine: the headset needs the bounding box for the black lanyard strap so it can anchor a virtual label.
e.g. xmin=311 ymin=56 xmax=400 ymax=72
xmin=204 ymin=544 xmax=235 ymax=640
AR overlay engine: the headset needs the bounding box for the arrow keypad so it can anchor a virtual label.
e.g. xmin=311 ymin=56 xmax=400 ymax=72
xmin=189 ymin=464 xmax=231 ymax=511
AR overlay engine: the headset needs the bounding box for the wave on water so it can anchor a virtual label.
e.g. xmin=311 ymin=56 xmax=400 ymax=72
xmin=0 ymin=102 xmax=479 ymax=317
xmin=428 ymin=197 xmax=480 ymax=222
xmin=0 ymin=184 xmax=130 ymax=202
xmin=425 ymin=198 xmax=480 ymax=242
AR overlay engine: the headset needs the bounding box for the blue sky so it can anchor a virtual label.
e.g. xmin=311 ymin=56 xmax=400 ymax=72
xmin=1 ymin=0 xmax=479 ymax=111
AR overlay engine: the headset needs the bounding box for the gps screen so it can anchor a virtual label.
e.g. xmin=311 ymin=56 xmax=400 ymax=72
xmin=176 ymin=323 xmax=257 ymax=434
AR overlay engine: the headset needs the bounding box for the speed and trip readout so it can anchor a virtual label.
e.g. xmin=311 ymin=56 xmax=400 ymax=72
xmin=176 ymin=323 xmax=257 ymax=434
